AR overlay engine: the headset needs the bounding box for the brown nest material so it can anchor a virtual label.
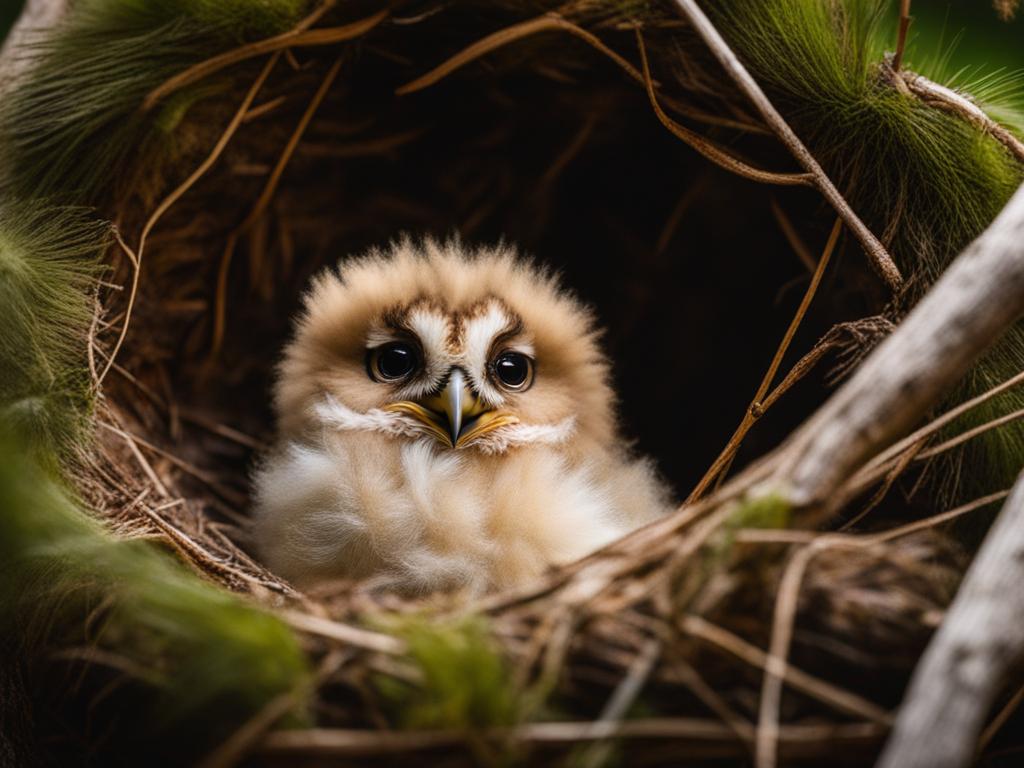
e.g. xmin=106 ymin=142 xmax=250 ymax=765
xmin=12 ymin=0 xmax=1024 ymax=765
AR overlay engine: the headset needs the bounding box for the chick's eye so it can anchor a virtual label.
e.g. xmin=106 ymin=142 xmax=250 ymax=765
xmin=492 ymin=351 xmax=534 ymax=390
xmin=369 ymin=342 xmax=419 ymax=381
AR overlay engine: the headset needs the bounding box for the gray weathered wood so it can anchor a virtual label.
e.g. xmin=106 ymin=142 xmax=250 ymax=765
xmin=876 ymin=469 xmax=1024 ymax=768
xmin=0 ymin=0 xmax=67 ymax=86
xmin=768 ymin=181 xmax=1024 ymax=514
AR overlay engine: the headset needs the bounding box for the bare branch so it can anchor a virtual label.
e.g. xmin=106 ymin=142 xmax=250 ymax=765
xmin=876 ymin=469 xmax=1024 ymax=768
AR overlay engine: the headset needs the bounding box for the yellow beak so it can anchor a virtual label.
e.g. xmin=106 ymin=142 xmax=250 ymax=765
xmin=383 ymin=369 xmax=518 ymax=448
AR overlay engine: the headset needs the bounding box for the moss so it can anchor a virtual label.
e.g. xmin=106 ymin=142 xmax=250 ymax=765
xmin=728 ymin=492 xmax=791 ymax=530
xmin=699 ymin=493 xmax=791 ymax=575
xmin=0 ymin=425 xmax=311 ymax=762
xmin=375 ymin=615 xmax=524 ymax=730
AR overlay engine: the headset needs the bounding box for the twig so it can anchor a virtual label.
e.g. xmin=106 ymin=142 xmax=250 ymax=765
xmin=636 ymin=31 xmax=813 ymax=187
xmin=688 ymin=218 xmax=841 ymax=502
xmin=396 ymin=14 xmax=643 ymax=96
xmin=679 ymin=615 xmax=891 ymax=724
xmin=916 ymin=406 xmax=1024 ymax=461
xmin=756 ymin=538 xmax=846 ymax=768
xmin=96 ymin=54 xmax=281 ymax=386
xmin=142 ymin=4 xmax=384 ymax=110
xmin=892 ymin=0 xmax=912 ymax=72
xmin=259 ymin=720 xmax=885 ymax=756
xmin=852 ymin=369 xmax=1024 ymax=486
xmin=871 ymin=490 xmax=1011 ymax=543
xmin=98 ymin=420 xmax=245 ymax=505
xmin=197 ymin=651 xmax=347 ymax=768
xmin=139 ymin=503 xmax=274 ymax=590
xmin=877 ymin=470 xmax=1024 ymax=768
xmin=242 ymin=95 xmax=289 ymax=124
xmin=98 ymin=420 xmax=170 ymax=498
xmin=577 ymin=638 xmax=662 ymax=768
xmin=656 ymin=176 xmax=707 ymax=256
xmin=662 ymin=654 xmax=755 ymax=745
xmin=395 ymin=12 xmax=764 ymax=134
xmin=892 ymin=65 xmax=1024 ymax=165
xmin=769 ymin=199 xmax=816 ymax=272
xmin=671 ymin=0 xmax=903 ymax=291
xmin=277 ymin=609 xmax=407 ymax=655
xmin=979 ymin=683 xmax=1024 ymax=752
xmin=211 ymin=56 xmax=343 ymax=356
xmin=840 ymin=438 xmax=923 ymax=530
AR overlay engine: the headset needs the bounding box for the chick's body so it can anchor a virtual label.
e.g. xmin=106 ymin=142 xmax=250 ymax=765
xmin=253 ymin=240 xmax=672 ymax=593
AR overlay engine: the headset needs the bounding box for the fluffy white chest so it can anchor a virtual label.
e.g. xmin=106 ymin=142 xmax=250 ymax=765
xmin=251 ymin=431 xmax=630 ymax=593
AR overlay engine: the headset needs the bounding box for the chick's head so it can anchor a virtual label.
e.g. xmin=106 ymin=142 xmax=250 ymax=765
xmin=275 ymin=239 xmax=617 ymax=456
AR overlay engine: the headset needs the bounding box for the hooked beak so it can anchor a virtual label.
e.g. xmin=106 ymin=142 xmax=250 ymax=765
xmin=382 ymin=368 xmax=518 ymax=448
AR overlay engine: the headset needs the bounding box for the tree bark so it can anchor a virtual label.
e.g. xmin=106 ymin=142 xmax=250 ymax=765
xmin=875 ymin=470 xmax=1024 ymax=768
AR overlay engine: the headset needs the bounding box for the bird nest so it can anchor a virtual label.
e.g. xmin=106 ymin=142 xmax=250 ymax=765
xmin=4 ymin=0 xmax=1024 ymax=766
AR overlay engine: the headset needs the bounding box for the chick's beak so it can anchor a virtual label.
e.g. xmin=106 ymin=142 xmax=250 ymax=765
xmin=425 ymin=368 xmax=479 ymax=446
xmin=383 ymin=368 xmax=518 ymax=448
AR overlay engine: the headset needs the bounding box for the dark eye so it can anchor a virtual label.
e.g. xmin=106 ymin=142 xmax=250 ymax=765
xmin=368 ymin=342 xmax=419 ymax=382
xmin=492 ymin=351 xmax=534 ymax=391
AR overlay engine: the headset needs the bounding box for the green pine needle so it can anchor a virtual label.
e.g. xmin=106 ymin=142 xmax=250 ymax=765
xmin=0 ymin=203 xmax=107 ymax=457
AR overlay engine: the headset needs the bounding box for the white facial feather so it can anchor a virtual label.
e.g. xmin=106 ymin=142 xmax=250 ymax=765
xmin=459 ymin=302 xmax=519 ymax=403
xmin=314 ymin=395 xmax=425 ymax=439
xmin=314 ymin=395 xmax=574 ymax=454
xmin=407 ymin=307 xmax=451 ymax=390
xmin=471 ymin=417 xmax=577 ymax=454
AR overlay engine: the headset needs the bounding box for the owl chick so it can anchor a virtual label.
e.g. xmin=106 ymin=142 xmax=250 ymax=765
xmin=252 ymin=239 xmax=673 ymax=593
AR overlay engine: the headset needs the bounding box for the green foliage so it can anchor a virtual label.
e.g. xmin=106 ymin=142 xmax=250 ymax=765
xmin=711 ymin=0 xmax=1022 ymax=280
xmin=701 ymin=494 xmax=791 ymax=574
xmin=0 ymin=425 xmax=310 ymax=761
xmin=75 ymin=0 xmax=310 ymax=36
xmin=0 ymin=0 xmax=309 ymax=203
xmin=0 ymin=203 xmax=107 ymax=457
xmin=728 ymin=492 xmax=791 ymax=530
xmin=711 ymin=0 xmax=1024 ymax=498
xmin=376 ymin=616 xmax=523 ymax=730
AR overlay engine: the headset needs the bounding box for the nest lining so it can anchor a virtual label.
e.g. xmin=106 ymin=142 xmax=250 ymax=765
xmin=5 ymin=0 xmax=1024 ymax=765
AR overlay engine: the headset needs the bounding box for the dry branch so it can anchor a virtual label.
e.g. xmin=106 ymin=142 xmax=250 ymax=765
xmin=876 ymin=469 xmax=1024 ymax=768
xmin=259 ymin=720 xmax=885 ymax=758
xmin=767 ymin=181 xmax=1024 ymax=515
xmin=890 ymin=63 xmax=1024 ymax=166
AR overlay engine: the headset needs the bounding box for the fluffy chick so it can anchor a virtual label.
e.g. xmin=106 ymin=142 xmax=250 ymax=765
xmin=252 ymin=238 xmax=673 ymax=593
